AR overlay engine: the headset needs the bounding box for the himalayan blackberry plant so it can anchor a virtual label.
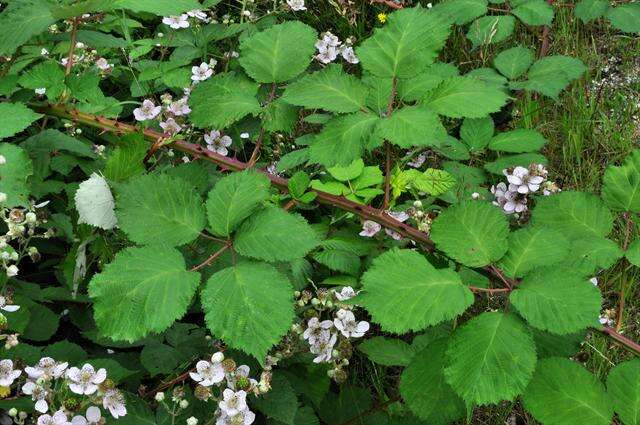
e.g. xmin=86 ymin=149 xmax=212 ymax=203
xmin=0 ymin=0 xmax=639 ymax=424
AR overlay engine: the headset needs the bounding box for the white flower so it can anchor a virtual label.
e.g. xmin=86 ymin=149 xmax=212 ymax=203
xmin=340 ymin=46 xmax=359 ymax=64
xmin=505 ymin=166 xmax=544 ymax=194
xmin=333 ymin=309 xmax=369 ymax=338
xmin=191 ymin=63 xmax=213 ymax=82
xmin=599 ymin=315 xmax=614 ymax=327
xmin=407 ymin=152 xmax=426 ymax=168
xmin=320 ymin=32 xmax=341 ymax=47
xmin=95 ymin=57 xmax=112 ymax=71
xmin=310 ymin=332 xmax=337 ymax=363
xmin=133 ymin=99 xmax=161 ymax=121
xmin=204 ymin=130 xmax=232 ymax=156
xmin=155 ymin=392 xmax=165 ymax=402
xmin=216 ymin=410 xmax=256 ymax=425
xmin=0 ymin=359 xmax=21 ymax=386
xmin=5 ymin=265 xmax=18 ymax=277
xmin=384 ymin=228 xmax=403 ymax=240
xmin=66 ymin=363 xmax=107 ymax=395
xmin=0 ymin=296 xmax=19 ymax=312
xmin=287 ymin=0 xmax=306 ymax=10
xmin=37 ymin=410 xmax=70 ymax=425
xmin=187 ymin=417 xmax=199 ymax=425
xmin=187 ymin=9 xmax=209 ymax=21
xmin=218 ymin=389 xmax=248 ymax=417
xmin=316 ymin=45 xmax=339 ymax=64
xmin=502 ymin=191 xmax=527 ymax=214
xmin=189 ymin=356 xmax=225 ymax=387
xmin=387 ymin=210 xmax=409 ymax=222
xmin=334 ymin=286 xmax=356 ymax=301
xmin=159 ymin=118 xmax=182 ymax=135
xmin=22 ymin=381 xmax=49 ymax=413
xmin=162 ymin=15 xmax=190 ymax=29
xmin=303 ymin=317 xmax=334 ymax=344
xmin=359 ymin=220 xmax=381 ymax=237
xmin=35 ymin=88 xmax=46 ymax=95
xmin=167 ymin=97 xmax=191 ymax=116
xmin=103 ymin=389 xmax=127 ymax=418
xmin=71 ymin=407 xmax=101 ymax=425
xmin=25 ymin=357 xmax=67 ymax=380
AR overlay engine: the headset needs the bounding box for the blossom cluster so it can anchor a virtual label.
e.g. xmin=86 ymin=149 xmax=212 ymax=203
xmin=315 ymin=32 xmax=359 ymax=65
xmin=0 ymin=357 xmax=126 ymax=424
xmin=294 ymin=287 xmax=369 ymax=382
xmin=162 ymin=10 xmax=211 ymax=30
xmin=0 ymin=294 xmax=20 ymax=351
xmin=184 ymin=351 xmax=270 ymax=425
xmin=491 ymin=164 xmax=559 ymax=215
xmin=286 ymin=0 xmax=306 ymax=11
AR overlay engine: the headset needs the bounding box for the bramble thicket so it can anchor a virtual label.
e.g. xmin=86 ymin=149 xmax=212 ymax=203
xmin=0 ymin=0 xmax=640 ymax=424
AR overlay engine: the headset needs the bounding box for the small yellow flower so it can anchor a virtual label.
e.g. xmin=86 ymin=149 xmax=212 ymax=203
xmin=377 ymin=12 xmax=387 ymax=23
xmin=0 ymin=386 xmax=10 ymax=398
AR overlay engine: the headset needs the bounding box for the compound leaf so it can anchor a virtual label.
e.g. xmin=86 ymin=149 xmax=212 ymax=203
xmin=422 ymin=76 xmax=510 ymax=118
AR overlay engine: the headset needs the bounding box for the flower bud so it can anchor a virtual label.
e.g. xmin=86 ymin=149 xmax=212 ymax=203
xmin=7 ymin=408 xmax=16 ymax=417
xmin=413 ymin=200 xmax=422 ymax=208
xmin=186 ymin=417 xmax=198 ymax=425
xmin=211 ymin=351 xmax=224 ymax=363
xmin=5 ymin=265 xmax=18 ymax=278
xmin=155 ymin=392 xmax=165 ymax=402
xmin=25 ymin=212 xmax=37 ymax=224
xmin=179 ymin=399 xmax=189 ymax=409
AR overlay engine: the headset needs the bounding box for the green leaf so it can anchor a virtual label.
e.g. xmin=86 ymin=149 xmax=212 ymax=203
xmin=602 ymin=149 xmax=640 ymax=212
xmin=510 ymin=56 xmax=587 ymax=100
xmin=116 ymin=174 xmax=205 ymax=246
xmin=357 ymin=6 xmax=451 ymax=78
xmin=512 ymin=0 xmax=554 ymax=25
xmin=444 ymin=312 xmax=537 ymax=405
xmin=234 ymin=207 xmax=321 ymax=262
xmin=410 ymin=169 xmax=457 ymax=196
xmin=253 ymin=374 xmax=298 ymax=424
xmin=488 ymin=129 xmax=547 ymax=153
xmin=574 ymin=0 xmax=610 ymax=22
xmin=18 ymin=61 xmax=66 ymax=100
xmin=205 ymin=170 xmax=271 ymax=237
xmin=114 ymin=0 xmax=201 ymax=15
xmin=361 ymin=249 xmax=473 ymax=333
xmin=397 ymin=62 xmax=458 ymax=101
xmin=484 ymin=152 xmax=548 ymax=174
xmin=460 ymin=117 xmax=494 ymax=151
xmin=531 ymin=191 xmax=613 ymax=239
xmin=466 ymin=15 xmax=516 ymax=48
xmin=281 ymin=64 xmax=368 ymax=113
xmin=430 ymin=201 xmax=509 ymax=267
xmin=499 ymin=227 xmax=569 ymax=278
xmin=510 ymin=267 xmax=601 ymax=334
xmin=401 ymin=338 xmax=465 ymax=424
xmin=313 ymin=250 xmax=361 ymax=275
xmin=358 ymin=337 xmax=415 ymax=366
xmin=532 ymin=328 xmax=586 ymax=358
xmin=104 ymin=134 xmax=148 ymax=182
xmin=494 ymin=46 xmax=534 ymax=79
xmin=607 ymin=3 xmax=640 ymax=33
xmin=288 ymin=171 xmax=311 ymax=199
xmin=433 ymin=0 xmax=488 ymax=25
xmin=523 ymin=358 xmax=613 ymax=425
xmin=89 ymin=246 xmax=200 ymax=342
xmin=422 ymin=76 xmax=510 ymax=118
xmin=327 ymin=159 xmax=365 ymax=182
xmin=309 ymin=113 xmax=379 ymax=167
xmin=0 ymin=0 xmax=55 ymax=56
xmin=189 ymin=73 xmax=261 ymax=129
xmin=239 ymin=21 xmax=317 ymax=83
xmin=626 ymin=239 xmax=640 ymax=267
xmin=0 ymin=103 xmax=42 ymax=140
xmin=0 ymin=144 xmax=33 ymax=207
xmin=607 ymin=358 xmax=640 ymax=425
xmin=565 ymin=236 xmax=623 ymax=275
xmin=263 ymin=98 xmax=299 ymax=133
xmin=374 ymin=106 xmax=446 ymax=148
xmin=202 ymin=262 xmax=294 ymax=361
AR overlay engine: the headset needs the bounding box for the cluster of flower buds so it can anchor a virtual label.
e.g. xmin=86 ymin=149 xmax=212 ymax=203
xmin=178 ymin=351 xmax=269 ymax=425
xmin=0 ymin=294 xmax=20 ymax=351
xmin=491 ymin=164 xmax=560 ymax=215
xmin=315 ymin=32 xmax=359 ymax=65
xmin=1 ymin=192 xmax=53 ymax=278
xmin=0 ymin=357 xmax=126 ymax=424
xmin=294 ymin=287 xmax=369 ymax=382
